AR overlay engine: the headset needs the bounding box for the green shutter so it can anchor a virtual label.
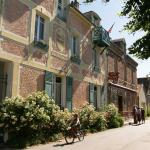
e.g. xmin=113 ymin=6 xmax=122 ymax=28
xmin=66 ymin=76 xmax=73 ymax=111
xmin=45 ymin=71 xmax=55 ymax=99
xmin=89 ymin=83 xmax=94 ymax=105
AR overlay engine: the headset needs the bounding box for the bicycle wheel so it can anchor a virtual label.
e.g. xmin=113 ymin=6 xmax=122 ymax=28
xmin=77 ymin=130 xmax=84 ymax=141
xmin=64 ymin=130 xmax=75 ymax=144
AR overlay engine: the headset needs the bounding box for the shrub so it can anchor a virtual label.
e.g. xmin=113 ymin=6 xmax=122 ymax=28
xmin=103 ymin=104 xmax=124 ymax=128
xmin=0 ymin=94 xmax=124 ymax=148
xmin=0 ymin=92 xmax=70 ymax=148
xmin=73 ymin=104 xmax=107 ymax=132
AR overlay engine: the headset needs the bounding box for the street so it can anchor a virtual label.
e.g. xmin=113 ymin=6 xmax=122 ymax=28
xmin=27 ymin=119 xmax=150 ymax=150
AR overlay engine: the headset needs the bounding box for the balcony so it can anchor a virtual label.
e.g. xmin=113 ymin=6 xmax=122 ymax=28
xmin=93 ymin=26 xmax=111 ymax=47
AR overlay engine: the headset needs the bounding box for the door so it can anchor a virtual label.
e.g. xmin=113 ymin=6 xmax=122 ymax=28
xmin=56 ymin=77 xmax=61 ymax=108
xmin=0 ymin=61 xmax=7 ymax=102
xmin=118 ymin=96 xmax=123 ymax=112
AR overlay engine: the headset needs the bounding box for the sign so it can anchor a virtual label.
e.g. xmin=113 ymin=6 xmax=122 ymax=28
xmin=108 ymin=72 xmax=119 ymax=83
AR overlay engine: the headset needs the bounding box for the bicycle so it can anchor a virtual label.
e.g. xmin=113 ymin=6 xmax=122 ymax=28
xmin=64 ymin=127 xmax=84 ymax=144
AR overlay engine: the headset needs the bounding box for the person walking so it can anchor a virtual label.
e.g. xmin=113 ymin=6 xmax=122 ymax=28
xmin=137 ymin=107 xmax=142 ymax=125
xmin=132 ymin=105 xmax=138 ymax=124
xmin=141 ymin=107 xmax=145 ymax=124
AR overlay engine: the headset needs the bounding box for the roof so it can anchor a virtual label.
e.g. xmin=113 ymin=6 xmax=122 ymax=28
xmin=69 ymin=4 xmax=94 ymax=26
xmin=83 ymin=11 xmax=101 ymax=20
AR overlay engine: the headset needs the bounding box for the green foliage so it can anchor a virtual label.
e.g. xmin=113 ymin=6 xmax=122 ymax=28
xmin=0 ymin=93 xmax=124 ymax=148
xmin=0 ymin=92 xmax=70 ymax=148
xmin=121 ymin=0 xmax=150 ymax=59
xmin=74 ymin=104 xmax=107 ymax=132
xmin=102 ymin=104 xmax=124 ymax=128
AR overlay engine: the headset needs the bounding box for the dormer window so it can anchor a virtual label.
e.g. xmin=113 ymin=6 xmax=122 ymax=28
xmin=57 ymin=0 xmax=66 ymax=21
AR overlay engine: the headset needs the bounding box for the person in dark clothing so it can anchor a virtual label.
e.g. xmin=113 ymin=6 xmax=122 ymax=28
xmin=132 ymin=105 xmax=138 ymax=124
xmin=137 ymin=107 xmax=141 ymax=125
xmin=70 ymin=114 xmax=80 ymax=136
xmin=141 ymin=107 xmax=145 ymax=124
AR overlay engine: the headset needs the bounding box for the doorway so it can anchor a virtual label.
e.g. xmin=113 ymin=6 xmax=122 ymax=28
xmin=0 ymin=61 xmax=7 ymax=102
xmin=55 ymin=77 xmax=62 ymax=108
xmin=118 ymin=96 xmax=123 ymax=112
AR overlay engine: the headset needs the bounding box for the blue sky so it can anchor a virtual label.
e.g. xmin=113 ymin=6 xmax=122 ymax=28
xmin=79 ymin=0 xmax=150 ymax=78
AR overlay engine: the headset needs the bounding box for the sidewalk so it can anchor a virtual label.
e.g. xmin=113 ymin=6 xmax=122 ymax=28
xmin=124 ymin=118 xmax=133 ymax=126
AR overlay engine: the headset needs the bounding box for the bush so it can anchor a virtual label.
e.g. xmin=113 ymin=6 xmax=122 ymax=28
xmin=103 ymin=104 xmax=124 ymax=128
xmin=0 ymin=92 xmax=70 ymax=148
xmin=0 ymin=94 xmax=124 ymax=148
xmin=73 ymin=104 xmax=107 ymax=132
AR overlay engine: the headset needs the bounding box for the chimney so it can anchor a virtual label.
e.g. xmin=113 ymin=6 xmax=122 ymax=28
xmin=71 ymin=0 xmax=79 ymax=9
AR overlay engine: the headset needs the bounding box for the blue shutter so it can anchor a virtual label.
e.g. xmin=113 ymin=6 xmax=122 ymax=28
xmin=89 ymin=83 xmax=94 ymax=105
xmin=45 ymin=71 xmax=55 ymax=99
xmin=66 ymin=76 xmax=73 ymax=111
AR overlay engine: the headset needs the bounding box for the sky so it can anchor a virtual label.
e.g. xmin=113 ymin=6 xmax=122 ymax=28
xmin=79 ymin=0 xmax=150 ymax=78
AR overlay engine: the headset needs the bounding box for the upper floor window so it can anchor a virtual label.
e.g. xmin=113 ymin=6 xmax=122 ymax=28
xmin=34 ymin=15 xmax=45 ymax=41
xmin=93 ymin=49 xmax=100 ymax=72
xmin=72 ymin=36 xmax=77 ymax=55
xmin=57 ymin=0 xmax=66 ymax=21
xmin=70 ymin=35 xmax=80 ymax=64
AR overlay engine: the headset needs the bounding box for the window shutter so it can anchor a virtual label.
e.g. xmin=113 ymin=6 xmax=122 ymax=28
xmin=89 ymin=83 xmax=94 ymax=105
xmin=66 ymin=76 xmax=73 ymax=111
xmin=70 ymin=36 xmax=73 ymax=56
xmin=45 ymin=71 xmax=55 ymax=99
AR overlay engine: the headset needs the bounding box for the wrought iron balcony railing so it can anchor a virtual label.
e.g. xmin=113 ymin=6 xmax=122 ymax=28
xmin=93 ymin=26 xmax=111 ymax=47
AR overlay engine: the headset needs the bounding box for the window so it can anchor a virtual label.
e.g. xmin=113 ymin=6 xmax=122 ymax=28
xmin=57 ymin=0 xmax=66 ymax=21
xmin=34 ymin=15 xmax=45 ymax=41
xmin=89 ymin=83 xmax=97 ymax=109
xmin=70 ymin=35 xmax=80 ymax=64
xmin=72 ymin=36 xmax=77 ymax=56
xmin=93 ymin=49 xmax=99 ymax=72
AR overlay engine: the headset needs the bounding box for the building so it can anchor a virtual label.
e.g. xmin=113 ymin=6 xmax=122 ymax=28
xmin=0 ymin=0 xmax=111 ymax=111
xmin=107 ymin=38 xmax=138 ymax=117
xmin=138 ymin=77 xmax=150 ymax=114
xmin=137 ymin=84 xmax=147 ymax=110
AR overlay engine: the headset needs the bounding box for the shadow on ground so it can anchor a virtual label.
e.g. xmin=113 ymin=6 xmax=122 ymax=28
xmin=53 ymin=141 xmax=80 ymax=147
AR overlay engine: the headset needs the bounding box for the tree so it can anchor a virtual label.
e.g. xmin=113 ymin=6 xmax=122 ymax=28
xmin=121 ymin=0 xmax=150 ymax=59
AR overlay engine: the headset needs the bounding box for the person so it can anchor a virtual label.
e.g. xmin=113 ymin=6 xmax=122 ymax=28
xmin=132 ymin=105 xmax=138 ymax=124
xmin=141 ymin=107 xmax=145 ymax=124
xmin=137 ymin=107 xmax=141 ymax=125
xmin=70 ymin=113 xmax=80 ymax=136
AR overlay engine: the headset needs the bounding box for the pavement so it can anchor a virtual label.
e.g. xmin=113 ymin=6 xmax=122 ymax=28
xmin=26 ymin=118 xmax=150 ymax=150
xmin=1 ymin=118 xmax=150 ymax=150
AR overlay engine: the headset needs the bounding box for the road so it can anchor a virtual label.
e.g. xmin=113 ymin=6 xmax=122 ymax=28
xmin=27 ymin=119 xmax=150 ymax=150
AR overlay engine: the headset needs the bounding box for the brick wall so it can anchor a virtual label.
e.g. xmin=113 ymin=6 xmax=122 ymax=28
xmin=32 ymin=50 xmax=48 ymax=64
xmin=127 ymin=66 xmax=132 ymax=84
xmin=19 ymin=65 xmax=45 ymax=97
xmin=3 ymin=0 xmax=30 ymax=37
xmin=73 ymin=80 xmax=89 ymax=108
xmin=118 ymin=60 xmax=124 ymax=81
xmin=32 ymin=0 xmax=54 ymax=14
xmin=108 ymin=55 xmax=115 ymax=72
xmin=1 ymin=38 xmax=28 ymax=58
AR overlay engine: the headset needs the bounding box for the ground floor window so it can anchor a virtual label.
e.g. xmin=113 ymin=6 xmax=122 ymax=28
xmin=89 ymin=83 xmax=97 ymax=109
xmin=45 ymin=71 xmax=62 ymax=108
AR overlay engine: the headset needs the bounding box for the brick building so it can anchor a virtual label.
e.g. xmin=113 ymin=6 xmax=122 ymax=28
xmin=0 ymin=0 xmax=111 ymax=111
xmin=138 ymin=77 xmax=150 ymax=114
xmin=0 ymin=0 xmax=138 ymax=116
xmin=107 ymin=38 xmax=138 ymax=117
